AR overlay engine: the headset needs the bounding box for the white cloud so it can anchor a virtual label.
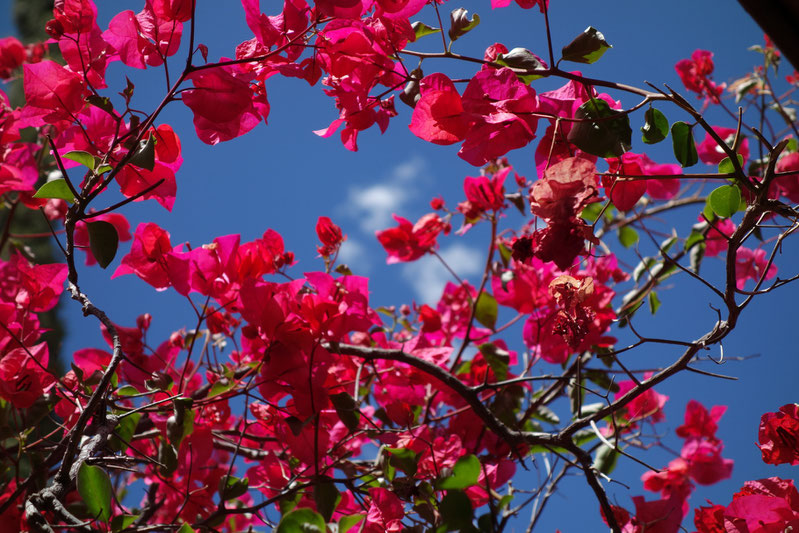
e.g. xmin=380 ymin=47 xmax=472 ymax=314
xmin=402 ymin=244 xmax=483 ymax=303
xmin=341 ymin=156 xmax=429 ymax=234
xmin=336 ymin=238 xmax=370 ymax=273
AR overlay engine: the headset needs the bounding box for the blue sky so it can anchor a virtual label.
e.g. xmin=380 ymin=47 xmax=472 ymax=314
xmin=2 ymin=0 xmax=799 ymax=530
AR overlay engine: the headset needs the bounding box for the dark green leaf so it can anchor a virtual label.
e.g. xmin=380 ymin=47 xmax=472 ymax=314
xmin=474 ymin=292 xmax=498 ymax=330
xmin=478 ymin=343 xmax=510 ymax=382
xmin=440 ymin=490 xmax=474 ymax=531
xmin=129 ymin=134 xmax=156 ymax=171
xmin=709 ymin=185 xmax=742 ymax=218
xmin=219 ymin=475 xmax=249 ymax=501
xmin=64 ymin=150 xmax=96 ymax=169
xmin=584 ymin=369 xmax=619 ymax=393
xmin=641 ymin=107 xmax=669 ymax=144
xmin=593 ymin=443 xmax=618 ymax=475
xmin=718 ymin=154 xmax=744 ymax=174
xmin=87 ymin=221 xmax=119 ymax=269
xmin=671 ymin=122 xmax=698 ymax=167
xmin=387 ymin=447 xmax=419 ymax=477
xmin=77 ymin=463 xmax=113 ymax=522
xmin=531 ymin=405 xmax=560 ymax=425
xmin=448 ymin=8 xmax=480 ymax=42
xmin=158 ymin=441 xmax=178 ymax=476
xmin=330 ymin=392 xmax=361 ymax=432
xmin=690 ymin=242 xmax=705 ymax=274
xmin=33 ymin=179 xmax=75 ymax=202
xmin=411 ymin=21 xmax=440 ymax=41
xmin=648 ymin=291 xmax=661 ymax=314
xmin=617 ymin=226 xmax=639 ymax=248
xmin=111 ymin=514 xmax=140 ymax=532
xmin=495 ymin=48 xmax=544 ymax=84
xmin=567 ymin=98 xmax=632 ymax=158
xmin=110 ymin=412 xmax=140 ymax=452
xmin=276 ymin=508 xmax=326 ymax=533
xmin=285 ymin=416 xmax=304 ymax=436
xmin=437 ymin=454 xmax=481 ymax=490
xmin=313 ymin=479 xmax=341 ymax=522
xmin=561 ymin=26 xmax=611 ymax=64
xmin=86 ymin=95 xmax=115 ymax=114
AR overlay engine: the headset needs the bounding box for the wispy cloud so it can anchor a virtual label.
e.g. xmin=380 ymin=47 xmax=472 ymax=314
xmin=341 ymin=156 xmax=429 ymax=234
xmin=402 ymin=244 xmax=483 ymax=303
xmin=337 ymin=237 xmax=370 ymax=273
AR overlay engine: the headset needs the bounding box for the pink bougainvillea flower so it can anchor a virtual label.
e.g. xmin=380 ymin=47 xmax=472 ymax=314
xmin=409 ymin=73 xmax=470 ymax=145
xmin=0 ymin=343 xmax=54 ymax=409
xmin=53 ymin=0 xmax=98 ymax=34
xmin=363 ymin=487 xmax=404 ymax=533
xmin=735 ymin=246 xmax=777 ymax=289
xmin=775 ymin=151 xmax=799 ymax=203
xmin=316 ymin=216 xmax=346 ymax=256
xmin=458 ymin=67 xmax=539 ymax=166
xmin=696 ymin=126 xmax=750 ymax=166
xmin=113 ymin=222 xmax=189 ymax=294
xmin=490 ymin=0 xmax=548 ymax=11
xmin=724 ymin=477 xmax=799 ymax=532
xmin=693 ymin=503 xmax=726 ymax=533
xmin=0 ymin=37 xmax=25 ymax=79
xmin=103 ymin=3 xmax=183 ymax=69
xmin=758 ymin=403 xmax=799 ymax=466
xmin=19 ymin=61 xmax=86 ymax=128
xmin=182 ymin=66 xmax=268 ymax=145
xmin=376 ymin=213 xmax=448 ymax=264
xmin=675 ymin=50 xmax=724 ymax=104
xmin=463 ymin=166 xmax=509 ymax=213
xmin=676 ymin=400 xmax=727 ymax=441
xmin=681 ymin=437 xmax=733 ymax=486
xmin=615 ymin=372 xmax=668 ymax=426
xmin=603 ymin=154 xmax=649 ymax=212
xmin=58 ymin=25 xmax=115 ymax=90
xmin=703 ymin=217 xmax=735 ymax=257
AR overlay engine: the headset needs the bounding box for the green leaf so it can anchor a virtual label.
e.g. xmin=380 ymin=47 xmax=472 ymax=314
xmin=531 ymin=405 xmax=560 ymax=425
xmin=580 ymin=202 xmax=603 ymax=223
xmin=110 ymin=412 xmax=140 ymax=452
xmin=495 ymin=48 xmax=544 ymax=84
xmin=218 ymin=475 xmax=249 ymax=501
xmin=709 ymin=185 xmax=742 ymax=218
xmin=276 ymin=508 xmax=326 ymax=533
xmin=617 ymin=226 xmax=639 ymax=248
xmin=386 ymin=447 xmax=419 ymax=477
xmin=87 ymin=221 xmax=119 ymax=269
xmin=330 ymin=392 xmax=361 ymax=432
xmin=64 ymin=150 xmax=96 ymax=169
xmin=279 ymin=491 xmax=303 ymax=515
xmin=411 ymin=21 xmax=440 ymax=41
xmin=439 ymin=490 xmax=474 ymax=531
xmin=478 ymin=343 xmax=509 ymax=381
xmin=567 ymin=98 xmax=632 ymax=158
xmin=718 ymin=154 xmax=744 ymax=174
xmin=176 ymin=525 xmax=195 ymax=533
xmin=208 ymin=378 xmax=235 ymax=398
xmin=129 ymin=134 xmax=156 ymax=171
xmin=33 ymin=179 xmax=75 ymax=202
xmin=641 ymin=107 xmax=669 ymax=144
xmin=593 ymin=443 xmax=619 ymax=475
xmin=561 ymin=26 xmax=612 ymax=64
xmin=111 ymin=514 xmax=139 ymax=532
xmin=448 ymin=8 xmax=480 ymax=42
xmin=313 ymin=479 xmax=340 ymax=522
xmin=115 ymin=385 xmax=140 ymax=397
xmin=158 ymin=440 xmax=178 ymax=476
xmin=77 ymin=463 xmax=113 ymax=523
xmin=648 ymin=291 xmax=661 ymax=314
xmin=690 ymin=242 xmax=706 ymax=274
xmin=474 ymin=292 xmax=498 ymax=330
xmin=584 ymin=369 xmax=619 ymax=393
xmin=671 ymin=122 xmax=698 ymax=167
xmin=338 ymin=514 xmax=364 ymax=533
xmin=437 ymin=454 xmax=481 ymax=490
